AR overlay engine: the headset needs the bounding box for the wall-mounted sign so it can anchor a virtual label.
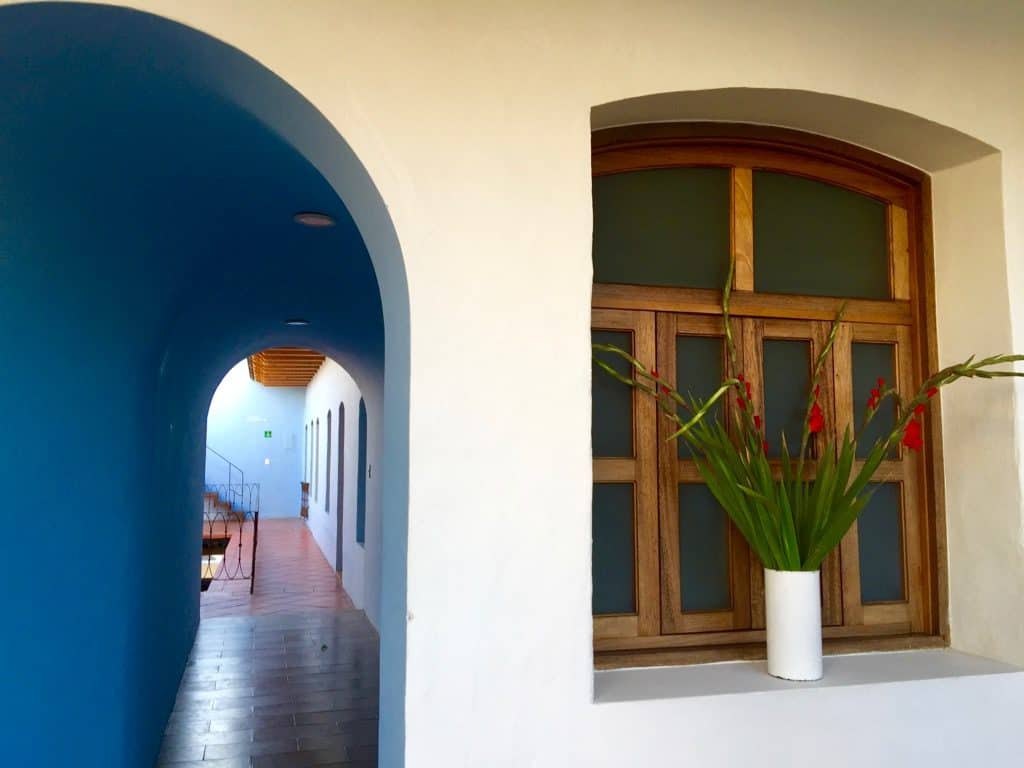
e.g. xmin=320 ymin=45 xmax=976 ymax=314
xmin=264 ymin=430 xmax=272 ymax=438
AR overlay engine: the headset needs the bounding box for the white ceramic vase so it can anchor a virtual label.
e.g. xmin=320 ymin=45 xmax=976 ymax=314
xmin=764 ymin=568 xmax=822 ymax=681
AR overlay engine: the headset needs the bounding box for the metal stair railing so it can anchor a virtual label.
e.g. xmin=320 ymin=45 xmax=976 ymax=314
xmin=202 ymin=446 xmax=260 ymax=594
xmin=206 ymin=445 xmax=245 ymax=511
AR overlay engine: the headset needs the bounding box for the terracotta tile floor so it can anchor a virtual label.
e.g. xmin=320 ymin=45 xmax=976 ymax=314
xmin=159 ymin=519 xmax=377 ymax=767
xmin=202 ymin=519 xmax=355 ymax=620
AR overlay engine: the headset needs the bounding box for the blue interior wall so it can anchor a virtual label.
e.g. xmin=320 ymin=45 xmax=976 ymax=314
xmin=0 ymin=5 xmax=385 ymax=765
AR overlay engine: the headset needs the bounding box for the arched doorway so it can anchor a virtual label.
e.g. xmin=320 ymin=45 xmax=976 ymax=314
xmin=0 ymin=4 xmax=408 ymax=766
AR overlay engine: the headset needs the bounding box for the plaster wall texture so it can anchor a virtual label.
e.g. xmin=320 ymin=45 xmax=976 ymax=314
xmin=14 ymin=1 xmax=1024 ymax=766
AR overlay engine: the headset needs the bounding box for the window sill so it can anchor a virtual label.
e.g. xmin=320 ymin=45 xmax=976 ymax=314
xmin=593 ymin=648 xmax=1021 ymax=704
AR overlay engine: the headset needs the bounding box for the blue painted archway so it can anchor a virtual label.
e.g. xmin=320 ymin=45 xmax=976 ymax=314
xmin=0 ymin=3 xmax=409 ymax=765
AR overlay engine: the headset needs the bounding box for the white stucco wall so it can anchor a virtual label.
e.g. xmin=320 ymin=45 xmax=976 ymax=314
xmin=53 ymin=1 xmax=1024 ymax=765
xmin=304 ymin=358 xmax=371 ymax=613
xmin=205 ymin=359 xmax=304 ymax=518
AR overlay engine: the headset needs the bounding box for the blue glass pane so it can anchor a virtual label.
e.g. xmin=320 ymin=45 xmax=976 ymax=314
xmin=676 ymin=335 xmax=725 ymax=458
xmin=763 ymin=339 xmax=811 ymax=458
xmin=754 ymin=171 xmax=889 ymax=299
xmin=592 ymin=330 xmax=633 ymax=458
xmin=858 ymin=483 xmax=905 ymax=603
xmin=592 ymin=483 xmax=636 ymax=615
xmin=678 ymin=484 xmax=731 ymax=612
xmin=593 ymin=168 xmax=730 ymax=289
xmin=852 ymin=342 xmax=897 ymax=458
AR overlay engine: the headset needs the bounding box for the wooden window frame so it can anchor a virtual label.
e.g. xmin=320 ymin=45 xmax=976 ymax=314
xmin=657 ymin=313 xmax=750 ymax=635
xmin=591 ymin=124 xmax=948 ymax=669
xmin=592 ymin=309 xmax=659 ymax=640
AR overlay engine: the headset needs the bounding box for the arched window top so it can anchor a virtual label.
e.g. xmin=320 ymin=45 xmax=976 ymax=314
xmin=591 ymin=123 xmax=923 ymax=307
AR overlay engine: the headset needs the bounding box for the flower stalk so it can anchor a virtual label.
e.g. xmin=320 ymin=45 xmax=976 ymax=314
xmin=593 ymin=259 xmax=1024 ymax=571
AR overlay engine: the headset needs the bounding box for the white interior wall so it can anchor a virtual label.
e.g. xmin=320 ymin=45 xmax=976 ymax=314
xmin=304 ymin=358 xmax=374 ymax=617
xmin=931 ymin=155 xmax=1024 ymax=657
xmin=77 ymin=1 xmax=1024 ymax=766
xmin=205 ymin=360 xmax=304 ymax=518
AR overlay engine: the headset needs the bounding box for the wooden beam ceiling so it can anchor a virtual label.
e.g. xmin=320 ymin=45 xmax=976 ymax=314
xmin=247 ymin=347 xmax=325 ymax=387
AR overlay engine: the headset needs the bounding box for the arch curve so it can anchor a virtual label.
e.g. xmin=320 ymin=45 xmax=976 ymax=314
xmin=592 ymin=87 xmax=997 ymax=171
xmin=0 ymin=3 xmax=408 ymax=766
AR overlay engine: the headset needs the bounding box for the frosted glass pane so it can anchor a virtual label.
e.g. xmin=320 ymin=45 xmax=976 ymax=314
xmin=676 ymin=335 xmax=724 ymax=459
xmin=852 ymin=342 xmax=897 ymax=458
xmin=754 ymin=171 xmax=889 ymax=299
xmin=678 ymin=484 xmax=731 ymax=612
xmin=593 ymin=168 xmax=730 ymax=289
xmin=592 ymin=483 xmax=636 ymax=615
xmin=592 ymin=330 xmax=633 ymax=458
xmin=858 ymin=483 xmax=905 ymax=603
xmin=763 ymin=339 xmax=811 ymax=457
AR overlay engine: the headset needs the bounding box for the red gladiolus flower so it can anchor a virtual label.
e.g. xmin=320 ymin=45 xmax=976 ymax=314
xmin=650 ymin=370 xmax=659 ymax=379
xmin=914 ymin=403 xmax=925 ymax=415
xmin=660 ymin=385 xmax=671 ymax=396
xmin=737 ymin=396 xmax=747 ymax=411
xmin=753 ymin=414 xmax=762 ymax=430
xmin=737 ymin=373 xmax=745 ymax=382
xmin=745 ymin=381 xmax=753 ymax=400
xmin=867 ymin=387 xmax=881 ymax=410
xmin=877 ymin=377 xmax=885 ymax=389
xmin=902 ymin=418 xmax=923 ymax=451
xmin=927 ymin=387 xmax=939 ymax=398
xmin=808 ymin=402 xmax=824 ymax=434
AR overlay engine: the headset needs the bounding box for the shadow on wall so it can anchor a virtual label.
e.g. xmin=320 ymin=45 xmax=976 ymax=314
xmin=0 ymin=4 xmax=408 ymax=767
xmin=592 ymin=88 xmax=996 ymax=170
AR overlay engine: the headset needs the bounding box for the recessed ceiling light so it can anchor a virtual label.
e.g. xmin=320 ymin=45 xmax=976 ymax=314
xmin=293 ymin=211 xmax=335 ymax=228
xmin=285 ymin=319 xmax=310 ymax=327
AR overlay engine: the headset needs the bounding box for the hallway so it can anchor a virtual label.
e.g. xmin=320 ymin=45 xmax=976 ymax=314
xmin=159 ymin=521 xmax=378 ymax=767
xmin=202 ymin=519 xmax=356 ymax=620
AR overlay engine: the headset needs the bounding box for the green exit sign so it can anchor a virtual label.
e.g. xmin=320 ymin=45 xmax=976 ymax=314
xmin=263 ymin=430 xmax=272 ymax=438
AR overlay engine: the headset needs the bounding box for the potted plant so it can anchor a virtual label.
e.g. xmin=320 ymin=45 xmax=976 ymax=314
xmin=593 ymin=259 xmax=1024 ymax=681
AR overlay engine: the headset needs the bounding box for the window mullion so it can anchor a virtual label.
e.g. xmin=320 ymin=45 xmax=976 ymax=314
xmin=635 ymin=311 xmax=661 ymax=636
xmin=897 ymin=324 xmax=929 ymax=633
xmin=740 ymin=317 xmax=767 ymax=629
xmin=889 ymin=204 xmax=911 ymax=300
xmin=731 ymin=167 xmax=754 ymax=292
xmin=814 ymin=320 xmax=844 ymax=626
xmin=832 ymin=322 xmax=867 ymax=626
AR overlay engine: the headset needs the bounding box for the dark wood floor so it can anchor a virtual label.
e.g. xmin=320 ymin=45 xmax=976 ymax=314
xmin=158 ymin=521 xmax=378 ymax=767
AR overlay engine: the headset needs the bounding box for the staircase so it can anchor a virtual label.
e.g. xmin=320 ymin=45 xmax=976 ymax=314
xmin=203 ymin=488 xmax=246 ymax=524
xmin=202 ymin=447 xmax=261 ymax=593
